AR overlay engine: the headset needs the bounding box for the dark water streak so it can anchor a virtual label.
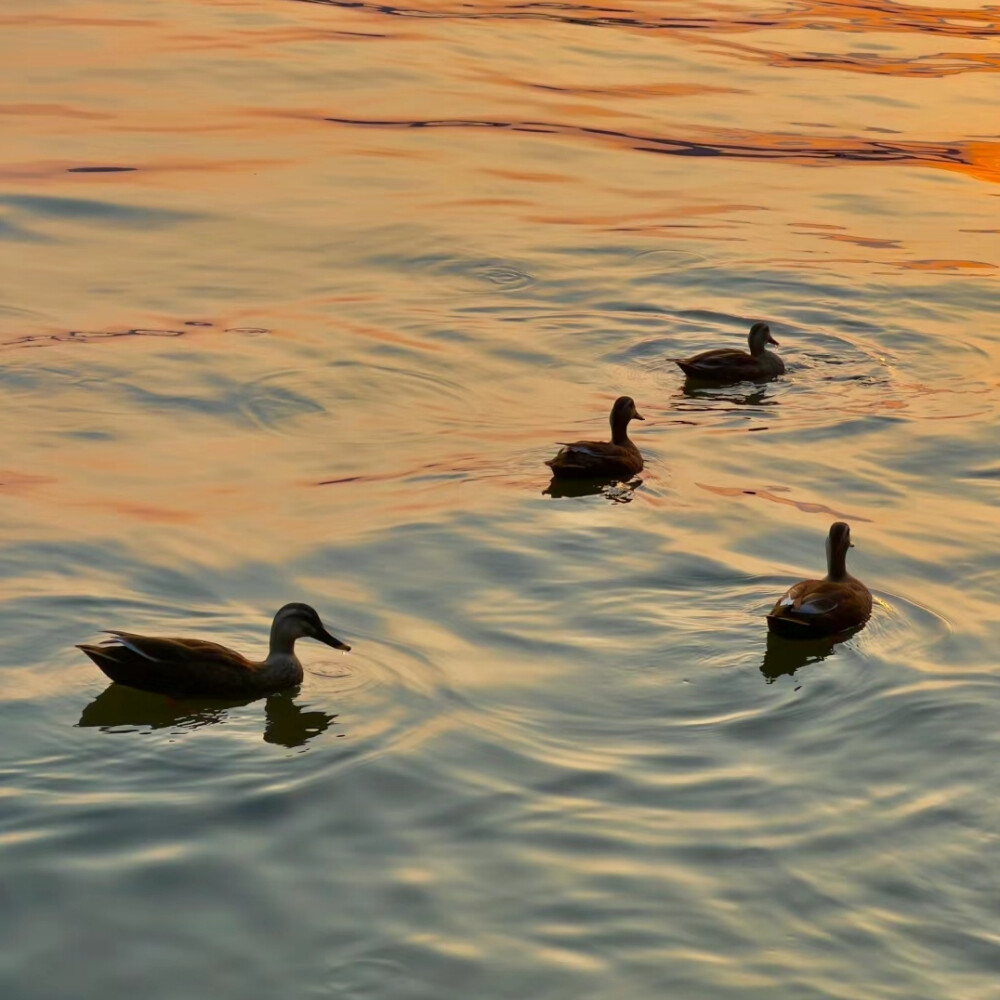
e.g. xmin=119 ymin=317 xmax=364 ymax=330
xmin=323 ymin=114 xmax=982 ymax=172
xmin=292 ymin=0 xmax=1000 ymax=40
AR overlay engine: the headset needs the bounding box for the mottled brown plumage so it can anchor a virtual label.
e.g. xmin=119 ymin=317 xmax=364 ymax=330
xmin=546 ymin=396 xmax=644 ymax=479
xmin=767 ymin=522 xmax=872 ymax=639
xmin=77 ymin=603 xmax=350 ymax=699
xmin=675 ymin=322 xmax=784 ymax=382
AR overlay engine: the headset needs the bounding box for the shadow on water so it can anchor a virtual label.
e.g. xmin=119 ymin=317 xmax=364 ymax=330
xmin=759 ymin=632 xmax=839 ymax=683
xmin=679 ymin=380 xmax=779 ymax=406
xmin=758 ymin=622 xmax=869 ymax=683
xmin=543 ymin=476 xmax=641 ymax=503
xmin=77 ymin=685 xmax=336 ymax=748
xmin=262 ymin=692 xmax=338 ymax=748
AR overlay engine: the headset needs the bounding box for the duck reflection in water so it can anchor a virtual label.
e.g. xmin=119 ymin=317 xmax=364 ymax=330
xmin=680 ymin=380 xmax=776 ymax=408
xmin=759 ymin=631 xmax=839 ymax=683
xmin=77 ymin=684 xmax=336 ymax=748
xmin=544 ymin=475 xmax=641 ymax=503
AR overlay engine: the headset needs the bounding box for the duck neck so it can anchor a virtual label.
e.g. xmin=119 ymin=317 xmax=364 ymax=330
xmin=610 ymin=415 xmax=631 ymax=446
xmin=826 ymin=539 xmax=848 ymax=581
xmin=269 ymin=620 xmax=299 ymax=658
xmin=258 ymin=651 xmax=304 ymax=689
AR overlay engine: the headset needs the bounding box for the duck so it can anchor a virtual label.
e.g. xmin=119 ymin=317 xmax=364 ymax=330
xmin=77 ymin=603 xmax=350 ymax=699
xmin=546 ymin=395 xmax=644 ymax=479
xmin=675 ymin=322 xmax=784 ymax=381
xmin=767 ymin=522 xmax=872 ymax=638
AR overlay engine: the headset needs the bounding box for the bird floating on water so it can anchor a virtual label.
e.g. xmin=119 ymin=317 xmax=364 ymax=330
xmin=77 ymin=603 xmax=350 ymax=699
xmin=546 ymin=395 xmax=644 ymax=479
xmin=766 ymin=522 xmax=872 ymax=639
xmin=675 ymin=322 xmax=785 ymax=382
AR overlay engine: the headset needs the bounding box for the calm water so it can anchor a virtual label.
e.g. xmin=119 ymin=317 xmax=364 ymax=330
xmin=2 ymin=1 xmax=1000 ymax=996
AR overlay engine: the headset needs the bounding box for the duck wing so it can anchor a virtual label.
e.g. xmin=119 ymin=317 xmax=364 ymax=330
xmin=766 ymin=579 xmax=871 ymax=637
xmin=675 ymin=348 xmax=754 ymax=378
xmin=77 ymin=632 xmax=259 ymax=698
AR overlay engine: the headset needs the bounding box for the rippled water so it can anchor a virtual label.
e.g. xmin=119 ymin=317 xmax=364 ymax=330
xmin=2 ymin=1 xmax=1000 ymax=996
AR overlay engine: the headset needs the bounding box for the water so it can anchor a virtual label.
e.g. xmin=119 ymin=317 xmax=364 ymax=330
xmin=2 ymin=1 xmax=999 ymax=996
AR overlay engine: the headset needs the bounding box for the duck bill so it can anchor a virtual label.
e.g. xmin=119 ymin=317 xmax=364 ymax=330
xmin=318 ymin=627 xmax=351 ymax=651
xmin=767 ymin=335 xmax=780 ymax=346
xmin=633 ymin=411 xmax=645 ymax=420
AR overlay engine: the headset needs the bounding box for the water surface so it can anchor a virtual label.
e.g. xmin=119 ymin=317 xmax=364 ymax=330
xmin=2 ymin=1 xmax=1000 ymax=997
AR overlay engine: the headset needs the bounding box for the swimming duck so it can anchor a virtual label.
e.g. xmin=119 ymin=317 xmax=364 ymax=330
xmin=767 ymin=522 xmax=872 ymax=638
xmin=77 ymin=603 xmax=350 ymax=699
xmin=675 ymin=322 xmax=784 ymax=381
xmin=546 ymin=395 xmax=644 ymax=479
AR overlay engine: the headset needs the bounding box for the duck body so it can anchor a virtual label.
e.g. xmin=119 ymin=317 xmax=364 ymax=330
xmin=78 ymin=603 xmax=350 ymax=700
xmin=546 ymin=396 xmax=644 ymax=480
xmin=546 ymin=439 xmax=643 ymax=479
xmin=676 ymin=322 xmax=784 ymax=382
xmin=767 ymin=522 xmax=872 ymax=639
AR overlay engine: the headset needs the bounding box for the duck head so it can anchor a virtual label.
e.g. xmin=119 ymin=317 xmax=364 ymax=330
xmin=825 ymin=522 xmax=853 ymax=580
xmin=748 ymin=322 xmax=779 ymax=355
xmin=610 ymin=395 xmax=643 ymax=444
xmin=270 ymin=603 xmax=351 ymax=655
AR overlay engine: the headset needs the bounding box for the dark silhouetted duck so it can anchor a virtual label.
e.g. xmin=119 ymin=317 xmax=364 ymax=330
xmin=767 ymin=522 xmax=872 ymax=639
xmin=78 ymin=603 xmax=350 ymax=699
xmin=675 ymin=322 xmax=784 ymax=381
xmin=546 ymin=395 xmax=644 ymax=479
